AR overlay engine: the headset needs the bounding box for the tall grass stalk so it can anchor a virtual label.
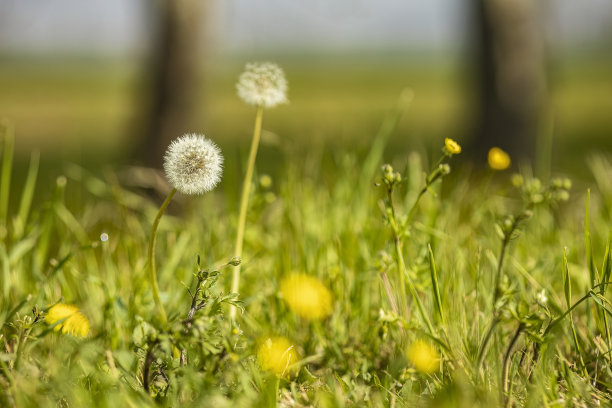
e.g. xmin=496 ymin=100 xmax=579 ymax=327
xmin=477 ymin=209 xmax=531 ymax=370
xmin=501 ymin=323 xmax=523 ymax=406
xmin=0 ymin=121 xmax=14 ymax=235
xmin=13 ymin=151 xmax=40 ymax=239
xmin=563 ymin=247 xmax=589 ymax=378
xmin=600 ymin=232 xmax=612 ymax=349
xmin=385 ymin=180 xmax=434 ymax=336
xmin=231 ymin=104 xmax=264 ymax=321
xmin=428 ymin=244 xmax=444 ymax=324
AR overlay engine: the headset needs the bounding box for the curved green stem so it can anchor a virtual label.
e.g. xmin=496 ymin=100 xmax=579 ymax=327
xmin=230 ymin=105 xmax=264 ymax=321
xmin=396 ymin=238 xmax=434 ymax=335
xmin=386 ymin=183 xmax=434 ymax=335
xmin=404 ymin=153 xmax=450 ymax=227
xmin=544 ymin=291 xmax=592 ymax=336
xmin=502 ymin=324 xmax=524 ymax=406
xmin=529 ymin=283 xmax=612 ymax=380
xmin=476 ymin=317 xmax=500 ymax=370
xmin=492 ymin=238 xmax=510 ymax=309
xmin=147 ymin=188 xmax=177 ymax=326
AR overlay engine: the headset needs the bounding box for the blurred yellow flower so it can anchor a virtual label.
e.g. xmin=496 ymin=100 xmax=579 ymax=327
xmin=45 ymin=303 xmax=89 ymax=338
xmin=407 ymin=340 xmax=440 ymax=374
xmin=257 ymin=337 xmax=298 ymax=376
xmin=444 ymin=138 xmax=462 ymax=155
xmin=280 ymin=273 xmax=332 ymax=320
xmin=488 ymin=147 xmax=511 ymax=170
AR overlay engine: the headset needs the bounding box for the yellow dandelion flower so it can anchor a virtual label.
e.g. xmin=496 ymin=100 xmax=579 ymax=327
xmin=45 ymin=303 xmax=89 ymax=338
xmin=257 ymin=337 xmax=298 ymax=377
xmin=444 ymin=138 xmax=462 ymax=155
xmin=407 ymin=340 xmax=440 ymax=374
xmin=280 ymin=273 xmax=333 ymax=320
xmin=488 ymin=147 xmax=511 ymax=170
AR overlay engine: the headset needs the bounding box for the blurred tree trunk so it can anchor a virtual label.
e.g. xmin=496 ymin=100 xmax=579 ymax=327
xmin=470 ymin=0 xmax=547 ymax=162
xmin=141 ymin=0 xmax=205 ymax=168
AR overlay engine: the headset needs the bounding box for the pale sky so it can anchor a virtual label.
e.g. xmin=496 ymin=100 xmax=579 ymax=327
xmin=0 ymin=0 xmax=610 ymax=56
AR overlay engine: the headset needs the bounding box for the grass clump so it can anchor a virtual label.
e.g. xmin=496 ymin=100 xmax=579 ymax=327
xmin=1 ymin=70 xmax=612 ymax=408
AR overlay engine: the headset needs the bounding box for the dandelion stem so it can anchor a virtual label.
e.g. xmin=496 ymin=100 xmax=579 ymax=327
xmin=231 ymin=104 xmax=264 ymax=321
xmin=272 ymin=376 xmax=280 ymax=408
xmin=147 ymin=188 xmax=177 ymax=326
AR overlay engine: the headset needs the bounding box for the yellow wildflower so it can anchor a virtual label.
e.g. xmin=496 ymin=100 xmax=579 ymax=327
xmin=488 ymin=147 xmax=511 ymax=170
xmin=257 ymin=337 xmax=298 ymax=376
xmin=444 ymin=138 xmax=462 ymax=155
xmin=407 ymin=340 xmax=440 ymax=374
xmin=280 ymin=273 xmax=332 ymax=320
xmin=45 ymin=303 xmax=89 ymax=337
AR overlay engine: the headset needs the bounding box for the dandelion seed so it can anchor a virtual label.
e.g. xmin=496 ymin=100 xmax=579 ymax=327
xmin=444 ymin=138 xmax=462 ymax=155
xmin=280 ymin=273 xmax=333 ymax=320
xmin=100 ymin=233 xmax=109 ymax=242
xmin=236 ymin=62 xmax=288 ymax=108
xmin=407 ymin=340 xmax=440 ymax=374
xmin=163 ymin=134 xmax=223 ymax=195
xmin=488 ymin=147 xmax=511 ymax=170
xmin=45 ymin=303 xmax=89 ymax=338
xmin=257 ymin=337 xmax=298 ymax=377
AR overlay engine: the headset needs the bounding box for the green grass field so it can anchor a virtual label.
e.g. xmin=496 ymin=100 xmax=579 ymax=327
xmin=1 ymin=56 xmax=612 ymax=407
xmin=1 ymin=54 xmax=611 ymax=163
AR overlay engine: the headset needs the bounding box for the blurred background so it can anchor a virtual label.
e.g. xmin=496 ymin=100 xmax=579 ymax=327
xmin=1 ymin=0 xmax=611 ymax=178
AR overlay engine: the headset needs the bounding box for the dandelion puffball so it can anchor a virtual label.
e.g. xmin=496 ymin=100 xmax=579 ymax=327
xmin=163 ymin=134 xmax=223 ymax=195
xmin=236 ymin=62 xmax=288 ymax=108
xmin=45 ymin=303 xmax=90 ymax=338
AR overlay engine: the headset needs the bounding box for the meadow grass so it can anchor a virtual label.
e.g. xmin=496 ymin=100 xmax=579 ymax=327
xmin=1 ymin=88 xmax=612 ymax=407
xmin=2 ymin=55 xmax=612 ymax=165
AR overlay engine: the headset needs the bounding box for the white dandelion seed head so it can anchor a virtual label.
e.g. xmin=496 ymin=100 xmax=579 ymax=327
xmin=163 ymin=134 xmax=223 ymax=195
xmin=236 ymin=62 xmax=288 ymax=108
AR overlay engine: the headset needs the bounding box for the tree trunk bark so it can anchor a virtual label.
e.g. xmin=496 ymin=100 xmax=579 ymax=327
xmin=142 ymin=0 xmax=204 ymax=168
xmin=470 ymin=0 xmax=547 ymax=162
